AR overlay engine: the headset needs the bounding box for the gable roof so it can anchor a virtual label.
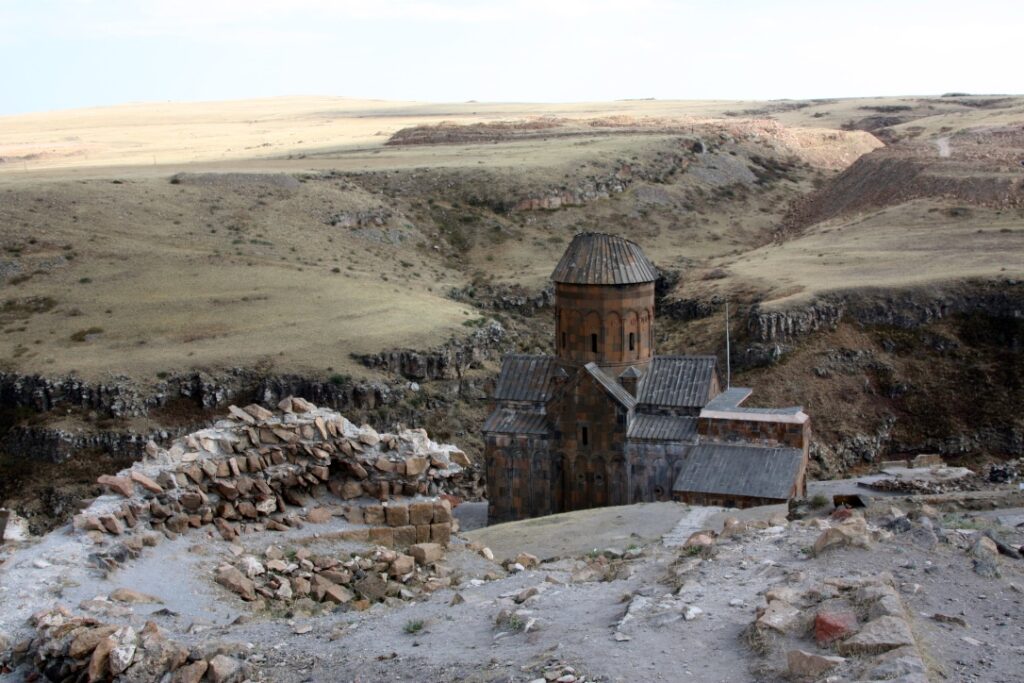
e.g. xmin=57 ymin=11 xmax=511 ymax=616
xmin=551 ymin=233 xmax=659 ymax=285
xmin=583 ymin=363 xmax=637 ymax=409
xmin=636 ymin=356 xmax=718 ymax=409
xmin=482 ymin=408 xmax=549 ymax=435
xmin=492 ymin=355 xmax=559 ymax=403
xmin=627 ymin=414 xmax=698 ymax=442
xmin=672 ymin=443 xmax=804 ymax=500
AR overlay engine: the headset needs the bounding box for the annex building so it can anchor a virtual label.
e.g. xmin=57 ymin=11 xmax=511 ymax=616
xmin=484 ymin=233 xmax=810 ymax=523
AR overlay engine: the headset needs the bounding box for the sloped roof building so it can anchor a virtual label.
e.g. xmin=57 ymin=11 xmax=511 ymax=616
xmin=484 ymin=233 xmax=810 ymax=523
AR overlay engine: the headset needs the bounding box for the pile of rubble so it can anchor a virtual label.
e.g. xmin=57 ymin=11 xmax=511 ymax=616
xmin=214 ymin=542 xmax=451 ymax=609
xmin=74 ymin=397 xmax=470 ymax=547
xmin=7 ymin=607 xmax=250 ymax=683
xmin=748 ymin=572 xmax=929 ymax=682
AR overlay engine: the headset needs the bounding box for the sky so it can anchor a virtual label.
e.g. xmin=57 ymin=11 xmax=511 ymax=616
xmin=1 ymin=0 xmax=1022 ymax=115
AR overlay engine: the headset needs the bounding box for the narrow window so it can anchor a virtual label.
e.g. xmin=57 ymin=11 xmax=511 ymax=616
xmin=581 ymin=426 xmax=589 ymax=446
xmin=628 ymin=332 xmax=635 ymax=351
xmin=561 ymin=332 xmax=567 ymax=349
xmin=590 ymin=333 xmax=598 ymax=353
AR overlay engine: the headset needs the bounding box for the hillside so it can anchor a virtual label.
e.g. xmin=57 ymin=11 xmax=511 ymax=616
xmin=1 ymin=94 xmax=1022 ymax=530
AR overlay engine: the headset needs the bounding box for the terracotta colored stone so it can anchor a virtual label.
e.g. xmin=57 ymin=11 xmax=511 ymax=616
xmin=815 ymin=610 xmax=859 ymax=645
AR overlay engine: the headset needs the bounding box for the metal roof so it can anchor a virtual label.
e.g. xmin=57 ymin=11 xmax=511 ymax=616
xmin=672 ymin=443 xmax=804 ymax=500
xmin=583 ymin=363 xmax=637 ymax=409
xmin=627 ymin=414 xmax=698 ymax=441
xmin=482 ymin=408 xmax=549 ymax=435
xmin=636 ymin=356 xmax=718 ymax=409
xmin=492 ymin=355 xmax=559 ymax=403
xmin=703 ymin=387 xmax=753 ymax=411
xmin=551 ymin=233 xmax=659 ymax=285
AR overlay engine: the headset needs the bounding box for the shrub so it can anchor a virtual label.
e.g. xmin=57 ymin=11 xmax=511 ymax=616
xmin=70 ymin=327 xmax=104 ymax=342
xmin=404 ymin=619 xmax=424 ymax=634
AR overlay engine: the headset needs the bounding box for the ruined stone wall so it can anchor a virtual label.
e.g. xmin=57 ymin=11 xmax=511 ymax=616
xmin=671 ymin=490 xmax=787 ymax=508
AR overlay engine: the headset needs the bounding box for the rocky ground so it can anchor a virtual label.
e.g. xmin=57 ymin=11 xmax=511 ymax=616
xmin=2 ymin=403 xmax=1023 ymax=682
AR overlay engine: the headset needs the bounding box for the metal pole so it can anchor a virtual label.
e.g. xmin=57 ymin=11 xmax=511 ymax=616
xmin=725 ymin=300 xmax=731 ymax=389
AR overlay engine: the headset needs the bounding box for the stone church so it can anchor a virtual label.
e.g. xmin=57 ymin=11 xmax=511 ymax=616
xmin=484 ymin=233 xmax=810 ymax=523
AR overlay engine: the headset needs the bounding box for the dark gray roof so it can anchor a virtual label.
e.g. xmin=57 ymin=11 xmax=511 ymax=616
xmin=636 ymin=356 xmax=718 ymax=409
xmin=627 ymin=414 xmax=698 ymax=441
xmin=551 ymin=233 xmax=659 ymax=285
xmin=584 ymin=363 xmax=637 ymax=409
xmin=493 ymin=355 xmax=559 ymax=403
xmin=672 ymin=443 xmax=804 ymax=500
xmin=482 ymin=408 xmax=549 ymax=435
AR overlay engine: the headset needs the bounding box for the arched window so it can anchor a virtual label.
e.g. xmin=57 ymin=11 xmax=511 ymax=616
xmin=561 ymin=332 xmax=567 ymax=349
xmin=581 ymin=425 xmax=589 ymax=446
xmin=628 ymin=332 xmax=635 ymax=351
xmin=590 ymin=333 xmax=598 ymax=353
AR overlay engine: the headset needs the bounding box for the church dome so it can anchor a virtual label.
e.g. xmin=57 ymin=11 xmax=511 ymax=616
xmin=551 ymin=233 xmax=658 ymax=285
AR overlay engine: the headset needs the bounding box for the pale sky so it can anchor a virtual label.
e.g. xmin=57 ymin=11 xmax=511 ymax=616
xmin=1 ymin=0 xmax=1021 ymax=115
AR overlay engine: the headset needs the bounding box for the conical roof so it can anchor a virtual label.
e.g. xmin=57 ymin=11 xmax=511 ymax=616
xmin=551 ymin=233 xmax=658 ymax=285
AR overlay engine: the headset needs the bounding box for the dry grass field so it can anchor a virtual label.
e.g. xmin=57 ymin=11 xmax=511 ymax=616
xmin=1 ymin=94 xmax=1022 ymax=384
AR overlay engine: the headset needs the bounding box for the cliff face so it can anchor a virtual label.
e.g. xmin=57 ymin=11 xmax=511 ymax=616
xmin=740 ymin=280 xmax=1024 ymax=368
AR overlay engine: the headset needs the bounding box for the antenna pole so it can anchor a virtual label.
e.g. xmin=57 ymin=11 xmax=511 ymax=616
xmin=725 ymin=299 xmax=731 ymax=389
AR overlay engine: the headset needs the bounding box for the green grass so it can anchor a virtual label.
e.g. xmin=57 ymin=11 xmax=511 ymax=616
xmin=404 ymin=619 xmax=425 ymax=634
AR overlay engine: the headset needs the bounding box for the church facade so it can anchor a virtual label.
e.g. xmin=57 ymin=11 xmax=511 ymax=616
xmin=484 ymin=233 xmax=810 ymax=523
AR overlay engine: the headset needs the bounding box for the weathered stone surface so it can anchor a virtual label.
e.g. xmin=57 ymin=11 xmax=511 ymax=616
xmin=390 ymin=554 xmax=415 ymax=576
xmin=836 ymin=616 xmax=915 ymax=655
xmin=814 ymin=517 xmax=871 ymax=555
xmin=129 ymin=471 xmax=164 ymax=494
xmin=242 ymin=404 xmax=274 ymax=422
xmin=363 ymin=505 xmax=386 ymax=525
xmin=354 ymin=573 xmax=388 ymax=601
xmin=98 ymin=475 xmax=134 ymax=498
xmin=815 ymin=609 xmax=859 ymax=645
xmin=171 ymin=659 xmax=209 ymax=683
xmin=410 ymin=542 xmax=444 ymax=565
xmin=409 ymin=501 xmax=434 ymax=526
xmin=322 ymin=582 xmax=354 ymax=604
xmin=862 ymin=645 xmax=929 ymax=680
xmin=405 ymin=457 xmax=429 ymax=476
xmin=207 ymin=654 xmax=245 ymax=683
xmin=757 ymin=600 xmax=802 ymax=633
xmin=514 ymin=552 xmax=540 ymax=569
xmin=110 ymin=588 xmax=163 ymax=604
xmin=215 ymin=566 xmax=256 ymax=601
xmin=787 ymin=650 xmax=845 ymax=678
xmin=386 ymin=505 xmax=410 ymax=527
xmin=107 ymin=626 xmax=138 ymax=675
xmin=306 ymin=507 xmax=332 ymax=524
xmin=69 ymin=625 xmax=118 ymax=659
